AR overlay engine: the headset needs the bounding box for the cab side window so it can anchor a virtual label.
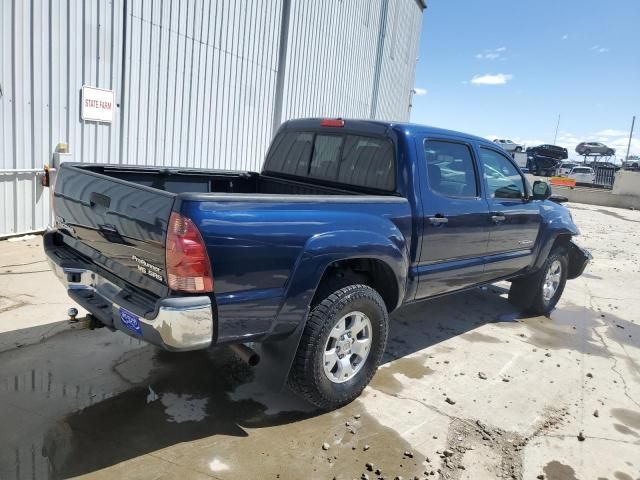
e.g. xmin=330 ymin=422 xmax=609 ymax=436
xmin=479 ymin=148 xmax=525 ymax=199
xmin=423 ymin=140 xmax=478 ymax=198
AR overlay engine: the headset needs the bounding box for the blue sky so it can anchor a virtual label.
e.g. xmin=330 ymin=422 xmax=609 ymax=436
xmin=410 ymin=0 xmax=640 ymax=161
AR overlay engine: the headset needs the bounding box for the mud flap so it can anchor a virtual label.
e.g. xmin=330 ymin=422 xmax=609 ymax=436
xmin=566 ymin=241 xmax=592 ymax=279
xmin=508 ymin=269 xmax=544 ymax=310
xmin=248 ymin=308 xmax=309 ymax=392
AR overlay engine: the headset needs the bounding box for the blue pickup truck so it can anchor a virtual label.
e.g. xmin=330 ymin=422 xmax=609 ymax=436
xmin=45 ymin=118 xmax=590 ymax=409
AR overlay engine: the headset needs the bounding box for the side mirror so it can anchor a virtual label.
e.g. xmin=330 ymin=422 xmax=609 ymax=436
xmin=531 ymin=180 xmax=551 ymax=200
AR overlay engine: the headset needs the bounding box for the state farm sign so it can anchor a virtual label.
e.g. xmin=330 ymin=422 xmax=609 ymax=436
xmin=81 ymin=85 xmax=115 ymax=123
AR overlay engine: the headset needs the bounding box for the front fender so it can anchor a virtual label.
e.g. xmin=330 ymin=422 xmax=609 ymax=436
xmin=532 ymin=201 xmax=579 ymax=270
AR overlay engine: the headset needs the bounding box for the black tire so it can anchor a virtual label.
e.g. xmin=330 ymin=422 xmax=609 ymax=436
xmin=288 ymin=284 xmax=389 ymax=410
xmin=585 ymin=149 xmax=591 ymax=156
xmin=515 ymin=147 xmax=523 ymax=152
xmin=508 ymin=247 xmax=568 ymax=315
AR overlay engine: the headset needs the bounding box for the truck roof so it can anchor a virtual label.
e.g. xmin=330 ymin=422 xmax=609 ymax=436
xmin=283 ymin=118 xmax=492 ymax=146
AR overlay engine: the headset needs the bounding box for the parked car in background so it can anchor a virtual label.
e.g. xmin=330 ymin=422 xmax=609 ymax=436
xmin=568 ymin=166 xmax=595 ymax=184
xmin=623 ymin=158 xmax=640 ymax=171
xmin=589 ymin=161 xmax=620 ymax=171
xmin=575 ymin=142 xmax=615 ymax=156
xmin=526 ymin=144 xmax=568 ymax=160
xmin=527 ymin=154 xmax=561 ymax=177
xmin=559 ymin=162 xmax=578 ymax=176
xmin=44 ymin=118 xmax=591 ymax=410
xmin=493 ymin=139 xmax=524 ymax=152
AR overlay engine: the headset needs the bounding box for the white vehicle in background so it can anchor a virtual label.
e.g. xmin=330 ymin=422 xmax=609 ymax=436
xmin=568 ymin=166 xmax=595 ymax=184
xmin=560 ymin=162 xmax=578 ymax=176
xmin=493 ymin=139 xmax=524 ymax=152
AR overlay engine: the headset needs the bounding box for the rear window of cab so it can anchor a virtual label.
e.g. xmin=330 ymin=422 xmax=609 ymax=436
xmin=264 ymin=131 xmax=396 ymax=191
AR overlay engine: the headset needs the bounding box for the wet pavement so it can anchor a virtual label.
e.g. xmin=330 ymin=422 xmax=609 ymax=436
xmin=1 ymin=203 xmax=639 ymax=480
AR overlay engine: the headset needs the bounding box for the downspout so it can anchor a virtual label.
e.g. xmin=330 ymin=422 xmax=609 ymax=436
xmin=369 ymin=0 xmax=389 ymax=119
xmin=272 ymin=0 xmax=291 ymax=137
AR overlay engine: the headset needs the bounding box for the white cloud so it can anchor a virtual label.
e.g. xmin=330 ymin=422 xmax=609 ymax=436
xmin=412 ymin=87 xmax=428 ymax=96
xmin=607 ymin=136 xmax=639 ymax=158
xmin=595 ymin=129 xmax=628 ymax=137
xmin=591 ymin=45 xmax=610 ymax=53
xmin=476 ymin=47 xmax=507 ymax=60
xmin=471 ymin=73 xmax=513 ymax=85
xmin=562 ymin=34 xmax=569 ymax=40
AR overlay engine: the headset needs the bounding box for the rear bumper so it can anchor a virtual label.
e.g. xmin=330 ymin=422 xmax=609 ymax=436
xmin=44 ymin=230 xmax=214 ymax=351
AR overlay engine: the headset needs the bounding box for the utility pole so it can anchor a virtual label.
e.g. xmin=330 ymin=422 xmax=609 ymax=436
xmin=625 ymin=115 xmax=636 ymax=161
xmin=553 ymin=114 xmax=560 ymax=145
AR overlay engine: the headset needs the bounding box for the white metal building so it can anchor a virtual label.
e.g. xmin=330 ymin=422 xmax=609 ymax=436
xmin=0 ymin=0 xmax=424 ymax=237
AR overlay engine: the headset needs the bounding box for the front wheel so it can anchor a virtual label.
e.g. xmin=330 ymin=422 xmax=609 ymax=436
xmin=509 ymin=247 xmax=568 ymax=315
xmin=288 ymin=284 xmax=389 ymax=410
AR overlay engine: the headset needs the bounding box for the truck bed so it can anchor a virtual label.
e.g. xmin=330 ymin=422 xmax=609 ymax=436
xmin=77 ymin=164 xmax=368 ymax=197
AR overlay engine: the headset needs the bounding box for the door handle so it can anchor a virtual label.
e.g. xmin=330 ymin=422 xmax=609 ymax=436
xmin=428 ymin=216 xmax=448 ymax=225
xmin=491 ymin=213 xmax=506 ymax=223
xmin=90 ymin=192 xmax=111 ymax=209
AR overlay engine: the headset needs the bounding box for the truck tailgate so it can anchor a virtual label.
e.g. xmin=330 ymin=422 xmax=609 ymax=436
xmin=53 ymin=164 xmax=174 ymax=297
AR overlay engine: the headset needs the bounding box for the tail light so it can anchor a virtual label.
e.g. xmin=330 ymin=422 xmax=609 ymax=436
xmin=320 ymin=118 xmax=345 ymax=127
xmin=166 ymin=212 xmax=214 ymax=293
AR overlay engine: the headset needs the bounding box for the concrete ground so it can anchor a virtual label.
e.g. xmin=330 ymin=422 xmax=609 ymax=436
xmin=0 ymin=203 xmax=639 ymax=480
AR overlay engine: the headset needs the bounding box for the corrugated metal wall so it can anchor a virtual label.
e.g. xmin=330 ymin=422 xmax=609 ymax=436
xmin=119 ymin=0 xmax=283 ymax=171
xmin=279 ymin=0 xmax=422 ymax=123
xmin=0 ymin=0 xmax=124 ymax=237
xmin=0 ymin=0 xmax=423 ymax=237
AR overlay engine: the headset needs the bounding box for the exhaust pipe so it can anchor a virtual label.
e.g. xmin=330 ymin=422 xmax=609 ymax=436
xmin=229 ymin=343 xmax=260 ymax=367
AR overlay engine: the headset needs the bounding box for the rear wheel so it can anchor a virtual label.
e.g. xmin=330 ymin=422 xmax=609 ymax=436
xmin=289 ymin=284 xmax=389 ymax=410
xmin=515 ymin=146 xmax=523 ymax=152
xmin=509 ymin=247 xmax=568 ymax=315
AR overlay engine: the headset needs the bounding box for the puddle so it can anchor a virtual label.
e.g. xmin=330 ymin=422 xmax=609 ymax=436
xmin=582 ymin=272 xmax=603 ymax=280
xmin=543 ymin=460 xmax=578 ymax=480
xmin=568 ymin=204 xmax=640 ymax=224
xmin=370 ymin=354 xmax=434 ymax=395
xmin=519 ymin=305 xmax=638 ymax=357
xmin=460 ymin=330 xmax=502 ymax=344
xmin=1 ymin=328 xmax=430 ymax=480
xmin=38 ymin=378 xmax=429 ymax=479
xmin=160 ymin=392 xmax=209 ymax=423
xmin=611 ymin=408 xmax=640 ymax=430
xmin=593 ymin=208 xmax=640 ymax=224
xmin=613 ymin=423 xmax=639 ymax=437
xmin=614 ymin=472 xmax=634 ymax=480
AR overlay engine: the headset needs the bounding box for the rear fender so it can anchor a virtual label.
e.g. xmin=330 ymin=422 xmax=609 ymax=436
xmin=251 ymin=228 xmax=407 ymax=391
xmin=276 ymin=229 xmax=408 ymax=335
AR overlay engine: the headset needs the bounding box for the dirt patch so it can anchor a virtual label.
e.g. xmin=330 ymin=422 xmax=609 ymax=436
xmin=437 ymin=407 xmax=569 ymax=479
xmin=543 ymin=460 xmax=578 ymax=480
